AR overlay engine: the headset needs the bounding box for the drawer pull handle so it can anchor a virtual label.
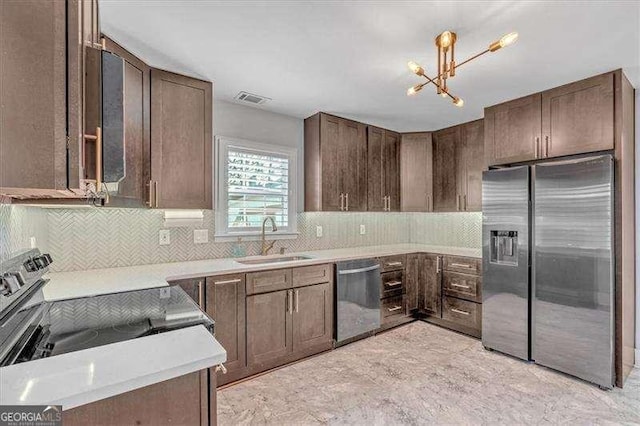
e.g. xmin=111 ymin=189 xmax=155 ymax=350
xmin=215 ymin=364 xmax=228 ymax=374
xmin=451 ymin=283 xmax=471 ymax=289
xmin=385 ymin=280 xmax=402 ymax=287
xmin=214 ymin=278 xmax=242 ymax=285
xmin=388 ymin=306 xmax=402 ymax=312
xmin=451 ymin=308 xmax=470 ymax=316
xmin=450 ymin=263 xmax=474 ymax=269
xmin=386 ymin=262 xmax=403 ymax=267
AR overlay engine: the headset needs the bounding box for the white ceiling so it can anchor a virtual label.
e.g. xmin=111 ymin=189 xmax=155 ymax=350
xmin=101 ymin=1 xmax=640 ymax=132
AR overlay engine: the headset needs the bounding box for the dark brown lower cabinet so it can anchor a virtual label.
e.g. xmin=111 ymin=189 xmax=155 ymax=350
xmin=206 ymin=274 xmax=246 ymax=386
xmin=292 ymin=282 xmax=333 ymax=351
xmin=246 ymin=289 xmax=292 ymax=367
xmin=404 ymin=254 xmax=420 ymax=313
xmin=63 ymin=371 xmax=210 ymax=426
xmin=420 ymin=254 xmax=442 ymax=317
xmin=246 ymin=282 xmax=333 ymax=371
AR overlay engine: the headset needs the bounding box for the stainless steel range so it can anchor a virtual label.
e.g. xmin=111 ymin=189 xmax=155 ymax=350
xmin=0 ymin=249 xmax=213 ymax=366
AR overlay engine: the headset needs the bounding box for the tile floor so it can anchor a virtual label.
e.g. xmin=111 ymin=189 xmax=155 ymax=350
xmin=218 ymin=321 xmax=640 ymax=425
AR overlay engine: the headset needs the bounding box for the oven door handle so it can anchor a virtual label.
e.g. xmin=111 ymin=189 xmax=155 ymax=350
xmin=337 ymin=265 xmax=381 ymax=275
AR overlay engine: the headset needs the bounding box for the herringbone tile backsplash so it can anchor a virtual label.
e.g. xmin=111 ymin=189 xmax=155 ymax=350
xmin=0 ymin=204 xmax=481 ymax=272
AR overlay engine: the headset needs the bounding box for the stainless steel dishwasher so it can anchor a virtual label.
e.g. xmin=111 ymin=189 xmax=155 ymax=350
xmin=335 ymin=258 xmax=381 ymax=344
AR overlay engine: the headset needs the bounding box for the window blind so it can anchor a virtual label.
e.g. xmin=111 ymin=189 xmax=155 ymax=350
xmin=227 ymin=149 xmax=290 ymax=229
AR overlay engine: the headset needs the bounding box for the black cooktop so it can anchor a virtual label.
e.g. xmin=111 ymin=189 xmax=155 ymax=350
xmin=3 ymin=285 xmax=213 ymax=365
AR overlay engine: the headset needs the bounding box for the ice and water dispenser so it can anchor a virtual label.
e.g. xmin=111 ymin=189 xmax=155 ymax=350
xmin=490 ymin=231 xmax=518 ymax=265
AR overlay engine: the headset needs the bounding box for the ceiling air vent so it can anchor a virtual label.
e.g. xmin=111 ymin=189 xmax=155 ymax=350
xmin=234 ymin=91 xmax=271 ymax=105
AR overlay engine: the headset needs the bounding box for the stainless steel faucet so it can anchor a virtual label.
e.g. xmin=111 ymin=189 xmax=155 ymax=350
xmin=261 ymin=217 xmax=278 ymax=255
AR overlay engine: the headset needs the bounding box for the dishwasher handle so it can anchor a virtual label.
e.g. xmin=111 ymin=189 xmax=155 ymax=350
xmin=337 ymin=265 xmax=381 ymax=275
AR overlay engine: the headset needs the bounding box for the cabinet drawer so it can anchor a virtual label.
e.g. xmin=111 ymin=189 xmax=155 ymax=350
xmin=443 ymin=272 xmax=481 ymax=303
xmin=380 ymin=270 xmax=403 ymax=299
xmin=379 ymin=255 xmax=406 ymax=272
xmin=381 ymin=295 xmax=405 ymax=322
xmin=292 ymin=264 xmax=332 ymax=288
xmin=442 ymin=297 xmax=481 ymax=331
xmin=443 ymin=256 xmax=481 ymax=275
xmin=246 ymin=269 xmax=292 ymax=295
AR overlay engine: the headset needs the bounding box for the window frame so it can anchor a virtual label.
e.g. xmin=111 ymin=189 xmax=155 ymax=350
xmin=214 ymin=135 xmax=298 ymax=242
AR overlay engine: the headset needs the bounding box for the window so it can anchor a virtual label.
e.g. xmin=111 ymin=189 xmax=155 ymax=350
xmin=215 ymin=136 xmax=297 ymax=240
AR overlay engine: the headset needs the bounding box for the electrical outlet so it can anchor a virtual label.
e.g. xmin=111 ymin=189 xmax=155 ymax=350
xmin=159 ymin=229 xmax=171 ymax=246
xmin=193 ymin=229 xmax=208 ymax=244
xmin=316 ymin=225 xmax=323 ymax=238
xmin=29 ymin=237 xmax=37 ymax=248
xmin=360 ymin=224 xmax=366 ymax=235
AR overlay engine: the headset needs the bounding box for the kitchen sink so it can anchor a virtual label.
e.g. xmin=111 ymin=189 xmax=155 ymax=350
xmin=235 ymin=255 xmax=313 ymax=265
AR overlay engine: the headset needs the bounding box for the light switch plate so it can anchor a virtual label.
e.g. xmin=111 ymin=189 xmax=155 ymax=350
xmin=159 ymin=229 xmax=171 ymax=246
xmin=360 ymin=224 xmax=366 ymax=235
xmin=193 ymin=229 xmax=209 ymax=244
xmin=316 ymin=225 xmax=323 ymax=238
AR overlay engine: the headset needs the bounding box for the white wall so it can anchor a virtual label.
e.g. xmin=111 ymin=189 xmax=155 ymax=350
xmin=636 ymin=89 xmax=640 ymax=358
xmin=213 ymin=100 xmax=305 ymax=211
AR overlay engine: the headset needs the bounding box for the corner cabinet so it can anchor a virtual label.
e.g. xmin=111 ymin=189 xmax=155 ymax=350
xmin=367 ymin=127 xmax=401 ymax=211
xmin=400 ymin=132 xmax=433 ymax=212
xmin=304 ymin=113 xmax=367 ymax=211
xmin=485 ymin=71 xmax=615 ymax=167
xmin=150 ymin=69 xmax=213 ymax=209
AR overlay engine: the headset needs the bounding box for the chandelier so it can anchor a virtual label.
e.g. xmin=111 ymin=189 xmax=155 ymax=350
xmin=407 ymin=31 xmax=518 ymax=107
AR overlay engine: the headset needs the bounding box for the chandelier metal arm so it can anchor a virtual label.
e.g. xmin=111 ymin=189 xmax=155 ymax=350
xmin=454 ymin=48 xmax=491 ymax=70
xmin=419 ymin=73 xmax=457 ymax=101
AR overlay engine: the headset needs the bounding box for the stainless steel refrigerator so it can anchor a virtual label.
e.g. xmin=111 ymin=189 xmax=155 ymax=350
xmin=482 ymin=154 xmax=614 ymax=389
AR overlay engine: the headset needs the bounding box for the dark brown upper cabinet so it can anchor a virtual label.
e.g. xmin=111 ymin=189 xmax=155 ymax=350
xmin=400 ymin=132 xmax=433 ymax=212
xmin=541 ymin=72 xmax=614 ymax=158
xmin=432 ymin=120 xmax=483 ymax=212
xmin=150 ymin=69 xmax=212 ymax=209
xmin=485 ymin=71 xmax=615 ymax=167
xmin=304 ymin=113 xmax=367 ymax=211
xmin=432 ymin=126 xmax=460 ymax=212
xmin=367 ymin=127 xmax=401 ymax=211
xmin=0 ymin=0 xmax=99 ymax=200
xmin=459 ymin=120 xmax=484 ymax=212
xmin=484 ymin=93 xmax=542 ymax=167
xmin=101 ymin=37 xmax=151 ymax=208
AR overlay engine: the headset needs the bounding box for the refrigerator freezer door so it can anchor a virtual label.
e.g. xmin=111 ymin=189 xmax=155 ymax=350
xmin=532 ymin=155 xmax=614 ymax=388
xmin=482 ymin=166 xmax=530 ymax=360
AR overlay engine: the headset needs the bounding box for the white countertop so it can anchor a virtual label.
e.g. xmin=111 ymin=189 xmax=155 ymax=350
xmin=0 ymin=325 xmax=226 ymax=410
xmin=43 ymin=244 xmax=481 ymax=301
xmin=0 ymin=243 xmax=477 ymax=411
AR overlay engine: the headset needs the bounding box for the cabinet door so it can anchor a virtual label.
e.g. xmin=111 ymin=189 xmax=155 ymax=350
xmin=246 ymin=290 xmax=293 ymax=367
xmin=102 ymin=38 xmax=151 ymax=208
xmin=432 ymin=127 xmax=460 ymax=212
xmin=460 ymin=120 xmax=484 ymax=211
xmin=340 ymin=118 xmax=367 ymax=211
xmin=63 ymin=372 xmax=207 ymax=426
xmin=319 ymin=114 xmax=342 ymax=211
xmin=150 ymin=69 xmax=212 ymax=209
xmin=485 ymin=93 xmax=541 ymax=166
xmin=0 ymin=0 xmax=67 ymax=191
xmin=541 ymin=72 xmax=614 ymax=158
xmin=400 ymin=133 xmax=433 ymax=212
xmin=367 ymin=126 xmax=385 ymax=211
xmin=206 ymin=274 xmax=246 ymax=382
xmin=404 ymin=254 xmax=420 ymax=313
xmin=420 ymin=254 xmax=441 ymax=317
xmin=292 ymin=283 xmax=333 ymax=352
xmin=384 ymin=130 xmax=401 ymax=211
